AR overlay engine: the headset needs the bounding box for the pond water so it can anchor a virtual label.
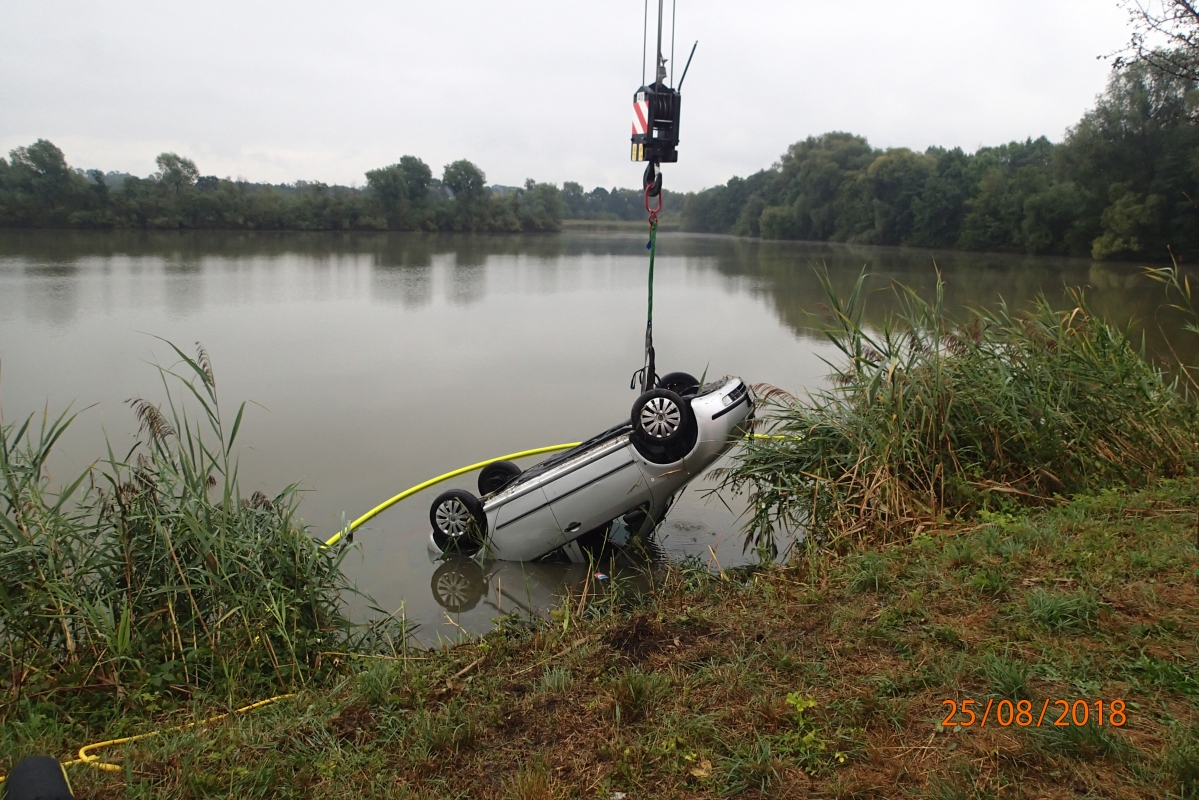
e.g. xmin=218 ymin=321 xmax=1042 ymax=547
xmin=0 ymin=231 xmax=1173 ymax=643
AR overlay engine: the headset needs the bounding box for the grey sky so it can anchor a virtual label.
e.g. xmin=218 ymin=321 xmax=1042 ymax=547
xmin=0 ymin=1 xmax=1131 ymax=193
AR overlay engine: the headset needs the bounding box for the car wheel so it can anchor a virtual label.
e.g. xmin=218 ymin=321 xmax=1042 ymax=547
xmin=658 ymin=371 xmax=700 ymax=396
xmin=478 ymin=460 xmax=521 ymax=496
xmin=430 ymin=559 xmax=486 ymax=613
xmin=631 ymin=388 xmax=694 ymax=446
xmin=430 ymin=489 xmax=487 ymax=554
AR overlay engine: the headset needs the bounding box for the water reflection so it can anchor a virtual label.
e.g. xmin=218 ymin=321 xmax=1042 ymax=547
xmin=430 ymin=557 xmax=593 ymax=618
xmin=426 ymin=533 xmax=662 ymax=638
xmin=372 ymin=265 xmax=433 ymax=308
xmin=21 ymin=263 xmax=82 ymax=329
xmin=1 ymin=230 xmax=1176 ymax=347
xmin=448 ymin=262 xmax=486 ymax=306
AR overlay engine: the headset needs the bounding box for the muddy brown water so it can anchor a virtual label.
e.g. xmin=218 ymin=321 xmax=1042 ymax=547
xmin=0 ymin=230 xmax=1176 ymax=643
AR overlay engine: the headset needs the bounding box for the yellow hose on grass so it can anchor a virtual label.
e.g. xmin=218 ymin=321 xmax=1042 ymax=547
xmin=0 ymin=694 xmax=294 ymax=784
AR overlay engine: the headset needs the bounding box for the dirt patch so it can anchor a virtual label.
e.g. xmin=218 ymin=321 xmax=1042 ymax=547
xmin=606 ymin=614 xmax=712 ymax=663
xmin=327 ymin=704 xmax=376 ymax=745
xmin=606 ymin=613 xmax=664 ymax=661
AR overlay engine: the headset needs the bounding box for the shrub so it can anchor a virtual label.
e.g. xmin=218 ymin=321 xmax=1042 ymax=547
xmin=723 ymin=270 xmax=1197 ymax=550
xmin=0 ymin=343 xmax=393 ymax=711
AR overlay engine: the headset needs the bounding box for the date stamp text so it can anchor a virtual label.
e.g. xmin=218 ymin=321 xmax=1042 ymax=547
xmin=940 ymin=699 xmax=1127 ymax=728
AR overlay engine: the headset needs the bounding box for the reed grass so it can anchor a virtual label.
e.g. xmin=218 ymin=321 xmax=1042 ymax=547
xmin=722 ymin=269 xmax=1199 ymax=551
xmin=0 ymin=342 xmax=397 ymax=714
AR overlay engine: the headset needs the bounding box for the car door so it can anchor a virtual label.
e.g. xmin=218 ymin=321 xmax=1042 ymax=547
xmin=488 ymin=486 xmax=560 ymax=561
xmin=546 ymin=443 xmax=650 ymax=541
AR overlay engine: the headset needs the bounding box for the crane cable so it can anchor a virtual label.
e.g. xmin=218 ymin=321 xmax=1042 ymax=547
xmin=633 ymin=181 xmax=663 ymax=393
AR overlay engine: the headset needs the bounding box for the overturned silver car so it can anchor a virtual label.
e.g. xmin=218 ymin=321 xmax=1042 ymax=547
xmin=427 ymin=373 xmax=753 ymax=562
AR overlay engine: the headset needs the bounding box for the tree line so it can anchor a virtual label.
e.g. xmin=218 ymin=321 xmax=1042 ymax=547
xmin=4 ymin=56 xmax=1193 ymax=259
xmin=680 ymin=62 xmax=1199 ymax=261
xmin=0 ymin=149 xmax=568 ymax=233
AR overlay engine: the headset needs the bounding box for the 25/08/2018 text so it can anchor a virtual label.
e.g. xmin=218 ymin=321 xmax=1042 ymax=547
xmin=941 ymin=699 xmax=1127 ymax=728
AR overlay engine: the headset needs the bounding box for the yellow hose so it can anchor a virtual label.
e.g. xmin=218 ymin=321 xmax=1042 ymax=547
xmin=323 ymin=442 xmax=581 ymax=547
xmin=0 ymin=694 xmax=293 ymax=784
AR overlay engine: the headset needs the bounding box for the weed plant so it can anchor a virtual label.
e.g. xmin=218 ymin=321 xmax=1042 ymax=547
xmin=722 ymin=270 xmax=1198 ymax=550
xmin=0 ymin=343 xmax=395 ymax=714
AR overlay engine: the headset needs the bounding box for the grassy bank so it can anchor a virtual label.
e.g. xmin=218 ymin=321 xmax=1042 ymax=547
xmin=0 ymin=344 xmax=395 ymax=722
xmin=5 ymin=481 xmax=1197 ymax=798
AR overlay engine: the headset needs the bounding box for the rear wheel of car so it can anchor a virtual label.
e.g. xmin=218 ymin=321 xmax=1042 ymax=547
xmin=658 ymin=371 xmax=700 ymax=396
xmin=478 ymin=460 xmax=521 ymax=496
xmin=430 ymin=489 xmax=486 ymax=554
xmin=631 ymin=388 xmax=694 ymax=447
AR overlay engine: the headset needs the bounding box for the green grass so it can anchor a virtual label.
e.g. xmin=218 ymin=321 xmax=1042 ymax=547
xmin=538 ymin=666 xmax=573 ymax=694
xmin=1018 ymin=588 xmax=1100 ymax=632
xmin=4 ymin=481 xmax=1197 ymax=798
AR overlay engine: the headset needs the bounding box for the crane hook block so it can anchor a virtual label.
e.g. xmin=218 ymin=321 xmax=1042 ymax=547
xmin=630 ymin=82 xmax=681 ymax=164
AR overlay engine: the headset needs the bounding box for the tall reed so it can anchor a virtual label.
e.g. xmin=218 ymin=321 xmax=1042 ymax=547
xmin=722 ymin=270 xmax=1198 ymax=552
xmin=0 ymin=343 xmax=395 ymax=712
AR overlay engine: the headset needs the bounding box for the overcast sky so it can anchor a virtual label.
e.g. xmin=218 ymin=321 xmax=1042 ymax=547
xmin=0 ymin=1 xmax=1132 ymax=193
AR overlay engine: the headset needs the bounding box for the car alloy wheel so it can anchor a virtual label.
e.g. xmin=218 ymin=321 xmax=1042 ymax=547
xmin=640 ymin=395 xmax=682 ymax=439
xmin=436 ymin=498 xmax=472 ymax=538
xmin=430 ymin=489 xmax=486 ymax=554
xmin=631 ymin=388 xmax=697 ymax=460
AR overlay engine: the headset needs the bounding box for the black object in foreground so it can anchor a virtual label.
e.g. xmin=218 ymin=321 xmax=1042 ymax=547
xmin=4 ymin=756 xmax=75 ymax=800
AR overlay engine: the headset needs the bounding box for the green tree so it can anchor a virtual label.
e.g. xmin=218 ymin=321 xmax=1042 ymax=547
xmin=516 ymin=178 xmax=565 ymax=231
xmin=562 ymin=181 xmax=586 ymax=218
xmin=1021 ymin=181 xmax=1091 ymax=255
xmin=1091 ymin=185 xmax=1168 ymax=259
xmin=3 ymin=140 xmax=85 ymax=226
xmin=443 ymin=160 xmax=487 ymax=202
xmin=154 ymin=153 xmax=199 ymax=196
xmin=1062 ymin=62 xmax=1199 ymax=256
xmin=863 ymin=148 xmax=936 ymax=244
xmin=907 ymin=148 xmax=971 ymax=248
xmin=398 ymin=156 xmax=432 ymax=204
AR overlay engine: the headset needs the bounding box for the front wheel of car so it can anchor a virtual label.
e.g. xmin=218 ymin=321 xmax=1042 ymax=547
xmin=430 ymin=489 xmax=487 ymax=554
xmin=631 ymin=388 xmax=694 ymax=447
xmin=478 ymin=459 xmax=521 ymax=496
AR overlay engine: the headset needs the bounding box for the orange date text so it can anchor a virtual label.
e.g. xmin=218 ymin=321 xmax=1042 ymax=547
xmin=940 ymin=699 xmax=1127 ymax=728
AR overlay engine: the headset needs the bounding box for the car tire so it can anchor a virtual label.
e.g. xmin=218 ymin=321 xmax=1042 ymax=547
xmin=430 ymin=489 xmax=487 ymax=554
xmin=430 ymin=558 xmax=486 ymax=613
xmin=478 ymin=460 xmax=521 ymax=496
xmin=658 ymin=371 xmax=700 ymax=396
xmin=631 ymin=388 xmax=694 ymax=447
